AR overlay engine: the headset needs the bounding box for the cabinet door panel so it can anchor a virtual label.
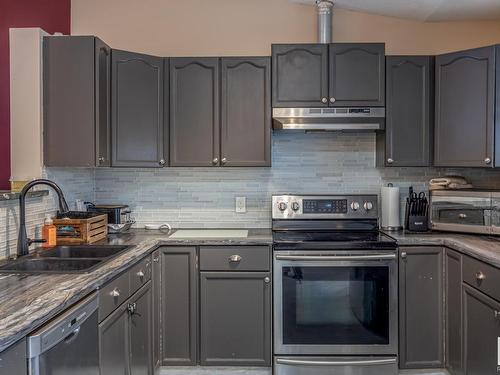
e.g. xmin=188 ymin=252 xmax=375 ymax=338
xmin=435 ymin=46 xmax=495 ymax=167
xmin=95 ymin=38 xmax=111 ymax=167
xmin=0 ymin=339 xmax=27 ymax=375
xmin=221 ymin=57 xmax=271 ymax=166
xmin=329 ymin=43 xmax=385 ymax=107
xmin=129 ymin=283 xmax=153 ymax=375
xmin=152 ymin=250 xmax=161 ymax=370
xmin=272 ymin=44 xmax=329 ymax=107
xmin=382 ymin=56 xmax=433 ymax=167
xmin=200 ymin=272 xmax=271 ymax=366
xmin=170 ymin=58 xmax=219 ymax=166
xmin=446 ymin=249 xmax=463 ymax=375
xmin=399 ymin=247 xmax=444 ymax=369
xmin=99 ymin=304 xmax=129 ymax=375
xmin=111 ymin=50 xmax=165 ymax=167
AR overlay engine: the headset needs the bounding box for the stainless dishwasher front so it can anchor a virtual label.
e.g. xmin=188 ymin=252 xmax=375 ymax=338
xmin=27 ymin=292 xmax=99 ymax=375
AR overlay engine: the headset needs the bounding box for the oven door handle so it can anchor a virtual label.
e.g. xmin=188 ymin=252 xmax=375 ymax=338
xmin=275 ymin=358 xmax=397 ymax=366
xmin=275 ymin=254 xmax=397 ymax=261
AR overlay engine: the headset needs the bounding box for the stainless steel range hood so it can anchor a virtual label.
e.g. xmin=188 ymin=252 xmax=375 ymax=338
xmin=272 ymin=107 xmax=386 ymax=131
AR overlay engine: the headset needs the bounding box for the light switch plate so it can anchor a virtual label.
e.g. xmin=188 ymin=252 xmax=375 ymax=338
xmin=235 ymin=196 xmax=246 ymax=213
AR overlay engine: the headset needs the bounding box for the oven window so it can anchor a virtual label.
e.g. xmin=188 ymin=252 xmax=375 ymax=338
xmin=282 ymin=266 xmax=389 ymax=345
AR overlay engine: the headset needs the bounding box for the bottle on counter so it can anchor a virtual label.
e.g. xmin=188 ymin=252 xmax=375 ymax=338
xmin=42 ymin=214 xmax=57 ymax=248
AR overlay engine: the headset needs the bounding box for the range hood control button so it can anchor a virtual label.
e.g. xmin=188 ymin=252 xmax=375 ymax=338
xmin=364 ymin=202 xmax=373 ymax=211
xmin=291 ymin=202 xmax=300 ymax=211
xmin=278 ymin=202 xmax=288 ymax=211
xmin=350 ymin=202 xmax=360 ymax=211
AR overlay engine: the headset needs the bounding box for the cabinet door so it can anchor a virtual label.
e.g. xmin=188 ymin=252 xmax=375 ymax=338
xmin=129 ymin=283 xmax=153 ymax=375
xmin=95 ymin=38 xmax=111 ymax=167
xmin=160 ymin=247 xmax=198 ymax=365
xmin=381 ymin=56 xmax=433 ymax=167
xmin=435 ymin=46 xmax=495 ymax=167
xmin=200 ymin=272 xmax=271 ymax=366
xmin=111 ymin=50 xmax=165 ymax=167
xmin=170 ymin=58 xmax=220 ymax=166
xmin=329 ymin=43 xmax=385 ymax=107
xmin=0 ymin=339 xmax=27 ymax=375
xmin=399 ymin=247 xmax=444 ymax=369
xmin=445 ymin=249 xmax=463 ymax=375
xmin=151 ymin=250 xmax=161 ymax=370
xmin=272 ymin=44 xmax=329 ymax=107
xmin=221 ymin=57 xmax=271 ymax=166
xmin=99 ymin=303 xmax=130 ymax=375
xmin=463 ymin=284 xmax=500 ymax=375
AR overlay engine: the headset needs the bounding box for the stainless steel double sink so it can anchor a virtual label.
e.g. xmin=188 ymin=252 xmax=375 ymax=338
xmin=0 ymin=245 xmax=131 ymax=274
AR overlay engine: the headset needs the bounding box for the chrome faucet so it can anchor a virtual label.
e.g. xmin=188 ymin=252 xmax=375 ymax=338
xmin=17 ymin=179 xmax=69 ymax=257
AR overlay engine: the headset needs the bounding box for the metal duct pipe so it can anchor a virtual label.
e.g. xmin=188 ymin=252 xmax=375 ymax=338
xmin=317 ymin=0 xmax=334 ymax=43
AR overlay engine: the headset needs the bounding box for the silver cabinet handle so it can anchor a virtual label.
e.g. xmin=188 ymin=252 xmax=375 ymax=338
xmin=127 ymin=302 xmax=137 ymax=314
xmin=110 ymin=288 xmax=120 ymax=298
xmin=221 ymin=157 xmax=227 ymax=164
xmin=212 ymin=158 xmax=219 ymax=165
xmin=159 ymin=159 xmax=166 ymax=166
xmin=229 ymin=255 xmax=242 ymax=263
xmin=485 ymin=157 xmax=492 ymax=164
xmin=98 ymin=156 xmax=105 ymax=164
xmin=321 ymin=97 xmax=328 ymax=103
xmin=387 ymin=158 xmax=394 ymax=164
xmin=330 ymin=97 xmax=336 ymax=103
xmin=275 ymin=358 xmax=397 ymax=366
xmin=459 ymin=213 xmax=467 ymax=219
xmin=475 ymin=271 xmax=486 ymax=282
xmin=401 ymin=252 xmax=407 ymax=259
xmin=264 ymin=277 xmax=271 ymax=283
xmin=153 ymin=257 xmax=159 ymax=263
xmin=137 ymin=270 xmax=145 ymax=278
xmin=275 ymin=254 xmax=396 ymax=261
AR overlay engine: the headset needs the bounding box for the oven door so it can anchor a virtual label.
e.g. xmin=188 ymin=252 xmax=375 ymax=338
xmin=273 ymin=250 xmax=398 ymax=356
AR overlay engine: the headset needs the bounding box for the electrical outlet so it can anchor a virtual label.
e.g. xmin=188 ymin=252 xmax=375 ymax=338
xmin=235 ymin=197 xmax=246 ymax=213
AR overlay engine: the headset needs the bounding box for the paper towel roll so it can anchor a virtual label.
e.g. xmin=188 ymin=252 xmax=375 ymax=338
xmin=381 ymin=185 xmax=402 ymax=230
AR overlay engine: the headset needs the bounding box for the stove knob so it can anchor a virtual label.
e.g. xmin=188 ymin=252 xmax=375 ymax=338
xmin=364 ymin=202 xmax=373 ymax=211
xmin=291 ymin=202 xmax=300 ymax=211
xmin=350 ymin=202 xmax=360 ymax=211
xmin=278 ymin=202 xmax=288 ymax=211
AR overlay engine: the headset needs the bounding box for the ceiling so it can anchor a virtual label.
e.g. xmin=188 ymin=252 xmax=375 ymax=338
xmin=291 ymin=0 xmax=500 ymax=22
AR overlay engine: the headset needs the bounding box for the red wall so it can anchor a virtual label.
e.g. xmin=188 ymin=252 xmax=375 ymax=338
xmin=0 ymin=0 xmax=70 ymax=190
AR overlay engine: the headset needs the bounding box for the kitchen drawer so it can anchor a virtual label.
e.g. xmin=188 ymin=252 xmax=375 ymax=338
xmin=463 ymin=255 xmax=500 ymax=301
xmin=129 ymin=255 xmax=152 ymax=295
xmin=99 ymin=271 xmax=130 ymax=322
xmin=199 ymin=246 xmax=270 ymax=271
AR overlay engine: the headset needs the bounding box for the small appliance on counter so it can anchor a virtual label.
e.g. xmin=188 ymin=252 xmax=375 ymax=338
xmin=86 ymin=203 xmax=135 ymax=234
xmin=404 ymin=187 xmax=429 ymax=232
xmin=381 ymin=183 xmax=402 ymax=230
xmin=430 ymin=189 xmax=500 ymax=235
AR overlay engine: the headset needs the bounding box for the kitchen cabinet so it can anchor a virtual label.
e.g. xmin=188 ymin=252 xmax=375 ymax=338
xmin=43 ymin=36 xmax=111 ymax=167
xmin=152 ymin=250 xmax=161 ymax=370
xmin=200 ymin=271 xmax=271 ymax=366
xmin=399 ymin=246 xmax=444 ymax=369
xmin=329 ymin=43 xmax=385 ymax=107
xmin=445 ymin=249 xmax=463 ymax=375
xmin=272 ymin=43 xmax=385 ymax=108
xmin=129 ymin=283 xmax=153 ymax=375
xmin=435 ymin=46 xmax=496 ymax=167
xmin=111 ymin=50 xmax=166 ymax=167
xmin=0 ymin=339 xmax=27 ymax=375
xmin=377 ymin=56 xmax=433 ymax=167
xmin=159 ymin=246 xmax=198 ymax=365
xmin=169 ymin=58 xmax=220 ymax=167
xmin=221 ymin=57 xmax=271 ymax=166
xmin=463 ymin=284 xmax=500 ymax=375
xmin=99 ymin=301 xmax=129 ymax=375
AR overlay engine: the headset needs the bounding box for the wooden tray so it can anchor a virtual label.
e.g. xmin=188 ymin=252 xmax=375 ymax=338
xmin=53 ymin=212 xmax=108 ymax=245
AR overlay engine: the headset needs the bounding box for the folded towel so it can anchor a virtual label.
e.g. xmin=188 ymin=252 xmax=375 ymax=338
xmin=429 ymin=175 xmax=473 ymax=190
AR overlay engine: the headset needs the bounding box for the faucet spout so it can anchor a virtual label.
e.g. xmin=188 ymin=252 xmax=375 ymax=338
xmin=17 ymin=179 xmax=69 ymax=257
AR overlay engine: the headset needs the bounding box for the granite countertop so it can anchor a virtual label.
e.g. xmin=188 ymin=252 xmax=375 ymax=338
xmin=0 ymin=228 xmax=272 ymax=353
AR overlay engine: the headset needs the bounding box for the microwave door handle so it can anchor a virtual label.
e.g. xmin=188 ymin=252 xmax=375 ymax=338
xmin=276 ymin=358 xmax=397 ymax=366
xmin=275 ymin=254 xmax=397 ymax=261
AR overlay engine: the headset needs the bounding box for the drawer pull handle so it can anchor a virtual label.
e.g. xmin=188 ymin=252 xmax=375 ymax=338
xmin=229 ymin=255 xmax=242 ymax=263
xmin=459 ymin=213 xmax=467 ymax=219
xmin=137 ymin=270 xmax=145 ymax=278
xmin=110 ymin=288 xmax=120 ymax=298
xmin=401 ymin=251 xmax=407 ymax=259
xmin=475 ymin=271 xmax=486 ymax=282
xmin=153 ymin=257 xmax=159 ymax=263
xmin=264 ymin=277 xmax=271 ymax=284
xmin=495 ymin=310 xmax=500 ymax=319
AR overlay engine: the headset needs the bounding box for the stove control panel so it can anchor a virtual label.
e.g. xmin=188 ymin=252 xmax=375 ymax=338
xmin=272 ymin=194 xmax=378 ymax=219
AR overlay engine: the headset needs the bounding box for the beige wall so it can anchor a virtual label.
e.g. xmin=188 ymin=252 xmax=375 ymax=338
xmin=71 ymin=0 xmax=500 ymax=56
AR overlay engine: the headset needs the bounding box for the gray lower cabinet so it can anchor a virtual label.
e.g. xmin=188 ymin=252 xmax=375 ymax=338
xmin=152 ymin=250 xmax=161 ymax=370
xmin=435 ymin=46 xmax=496 ymax=167
xmin=99 ymin=301 xmax=129 ymax=375
xmin=463 ymin=284 xmax=500 ymax=375
xmin=111 ymin=50 xmax=166 ymax=167
xmin=159 ymin=246 xmax=198 ymax=365
xmin=445 ymin=249 xmax=463 ymax=375
xmin=377 ymin=56 xmax=433 ymax=167
xmin=399 ymin=246 xmax=444 ymax=369
xmin=200 ymin=272 xmax=271 ymax=366
xmin=43 ymin=35 xmax=111 ymax=167
xmin=169 ymin=58 xmax=220 ymax=167
xmin=129 ymin=283 xmax=153 ymax=375
xmin=0 ymin=339 xmax=27 ymax=375
xmin=221 ymin=57 xmax=271 ymax=166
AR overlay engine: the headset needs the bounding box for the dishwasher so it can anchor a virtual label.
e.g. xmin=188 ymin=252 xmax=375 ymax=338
xmin=27 ymin=292 xmax=99 ymax=375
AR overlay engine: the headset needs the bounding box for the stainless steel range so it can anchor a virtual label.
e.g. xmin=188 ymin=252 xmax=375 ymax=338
xmin=272 ymin=194 xmax=398 ymax=375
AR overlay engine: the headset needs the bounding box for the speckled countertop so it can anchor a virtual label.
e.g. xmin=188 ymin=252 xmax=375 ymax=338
xmin=0 ymin=228 xmax=272 ymax=353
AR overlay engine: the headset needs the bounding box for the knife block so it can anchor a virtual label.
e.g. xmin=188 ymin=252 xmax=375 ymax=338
xmin=405 ymin=202 xmax=429 ymax=232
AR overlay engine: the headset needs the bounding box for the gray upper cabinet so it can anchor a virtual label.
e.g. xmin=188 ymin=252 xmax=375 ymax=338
xmin=272 ymin=44 xmax=329 ymax=107
xmin=399 ymin=247 xmax=444 ymax=369
xmin=170 ymin=58 xmax=220 ymax=166
xmin=200 ymin=272 xmax=271 ymax=366
xmin=329 ymin=43 xmax=385 ymax=107
xmin=0 ymin=339 xmax=27 ymax=375
xmin=44 ymin=36 xmax=110 ymax=167
xmin=221 ymin=57 xmax=271 ymax=166
xmin=445 ymin=249 xmax=463 ymax=375
xmin=111 ymin=50 xmax=166 ymax=167
xmin=435 ymin=46 xmax=495 ymax=167
xmin=159 ymin=246 xmax=198 ymax=365
xmin=378 ymin=56 xmax=433 ymax=167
